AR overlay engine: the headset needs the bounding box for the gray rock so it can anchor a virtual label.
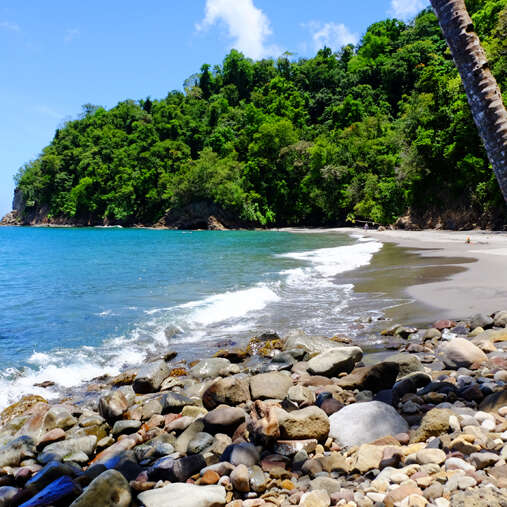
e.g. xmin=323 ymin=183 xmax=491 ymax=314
xmin=42 ymin=435 xmax=97 ymax=460
xmin=437 ymin=338 xmax=488 ymax=369
xmin=329 ymin=401 xmax=408 ymax=447
xmin=187 ymin=432 xmax=215 ymax=454
xmin=111 ymin=420 xmax=141 ymax=436
xmin=469 ymin=451 xmax=500 ymax=469
xmin=202 ymin=376 xmax=251 ymax=410
xmin=250 ymin=372 xmax=292 ymax=400
xmin=385 ymin=353 xmax=423 ymax=377
xmin=203 ymin=407 xmax=246 ymax=435
xmin=133 ymin=360 xmax=170 ymax=394
xmin=162 ymin=392 xmax=197 ymax=412
xmin=138 ymin=483 xmax=226 ymax=507
xmin=307 ymin=347 xmax=363 ymax=377
xmin=98 ymin=390 xmax=129 ymax=421
xmin=310 ymin=477 xmax=341 ymax=495
xmin=70 ymin=470 xmax=131 ymax=507
xmin=0 ymin=436 xmax=36 ymax=467
xmin=190 ymin=358 xmax=238 ymax=379
xmin=283 ymin=330 xmax=337 ymax=354
xmin=175 ymin=420 xmax=205 ymax=454
xmin=470 ymin=313 xmax=493 ymax=330
xmin=493 ymin=310 xmax=507 ymax=327
xmin=221 ymin=443 xmax=260 ymax=466
xmin=43 ymin=406 xmax=77 ymax=432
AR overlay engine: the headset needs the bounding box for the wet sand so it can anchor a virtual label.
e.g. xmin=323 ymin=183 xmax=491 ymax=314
xmin=338 ymin=228 xmax=507 ymax=323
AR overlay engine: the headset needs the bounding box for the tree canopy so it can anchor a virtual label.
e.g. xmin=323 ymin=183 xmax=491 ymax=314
xmin=15 ymin=0 xmax=507 ymax=227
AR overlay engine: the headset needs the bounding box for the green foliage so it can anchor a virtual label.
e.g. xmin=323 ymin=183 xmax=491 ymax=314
xmin=14 ymin=0 xmax=506 ymax=226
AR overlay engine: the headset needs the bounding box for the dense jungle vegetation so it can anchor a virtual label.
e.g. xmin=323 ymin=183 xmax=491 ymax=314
xmin=13 ymin=1 xmax=507 ymax=226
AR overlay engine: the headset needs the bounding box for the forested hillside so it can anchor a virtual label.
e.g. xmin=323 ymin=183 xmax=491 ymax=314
xmin=11 ymin=1 xmax=507 ymax=228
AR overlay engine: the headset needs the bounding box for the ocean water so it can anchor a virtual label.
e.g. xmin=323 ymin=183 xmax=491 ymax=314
xmin=0 ymin=227 xmax=393 ymax=409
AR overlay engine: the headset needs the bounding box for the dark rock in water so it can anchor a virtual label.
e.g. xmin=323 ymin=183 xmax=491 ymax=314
xmin=19 ymin=475 xmax=79 ymax=507
xmin=203 ymin=407 xmax=246 ymax=435
xmin=33 ymin=381 xmax=55 ymax=388
xmin=337 ymin=362 xmax=399 ymax=393
xmin=133 ymin=360 xmax=170 ymax=394
xmin=25 ymin=461 xmax=77 ymax=493
xmin=69 ymin=469 xmax=131 ymax=507
xmin=98 ymin=390 xmax=128 ymax=421
xmin=0 ymin=436 xmax=36 ymax=467
xmin=221 ymin=443 xmax=260 ymax=466
xmin=102 ymin=450 xmax=142 ymax=482
xmin=395 ymin=327 xmax=417 ymax=339
xmin=202 ymin=376 xmax=251 ymax=410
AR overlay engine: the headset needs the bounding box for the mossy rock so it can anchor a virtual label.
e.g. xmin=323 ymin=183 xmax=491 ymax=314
xmin=0 ymin=395 xmax=48 ymax=424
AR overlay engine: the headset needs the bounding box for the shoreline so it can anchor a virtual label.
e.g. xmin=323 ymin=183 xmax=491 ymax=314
xmin=283 ymin=227 xmax=507 ymax=322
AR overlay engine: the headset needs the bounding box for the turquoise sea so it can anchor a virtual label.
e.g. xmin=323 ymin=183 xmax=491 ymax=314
xmin=0 ymin=227 xmax=391 ymax=408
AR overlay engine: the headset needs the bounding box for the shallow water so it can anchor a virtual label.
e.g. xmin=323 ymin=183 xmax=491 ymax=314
xmin=0 ymin=227 xmax=399 ymax=408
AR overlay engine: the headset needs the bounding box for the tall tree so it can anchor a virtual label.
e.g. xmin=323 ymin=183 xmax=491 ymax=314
xmin=430 ymin=0 xmax=507 ymax=202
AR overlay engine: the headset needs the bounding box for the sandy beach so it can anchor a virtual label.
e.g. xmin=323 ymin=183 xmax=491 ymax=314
xmin=337 ymin=228 xmax=507 ymax=320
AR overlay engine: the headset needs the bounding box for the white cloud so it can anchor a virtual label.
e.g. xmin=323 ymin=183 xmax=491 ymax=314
xmin=0 ymin=21 xmax=20 ymax=32
xmin=310 ymin=22 xmax=359 ymax=51
xmin=390 ymin=0 xmax=429 ymax=20
xmin=196 ymin=0 xmax=282 ymax=59
xmin=64 ymin=28 xmax=80 ymax=43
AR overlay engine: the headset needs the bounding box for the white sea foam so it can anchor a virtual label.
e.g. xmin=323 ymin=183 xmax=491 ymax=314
xmin=180 ymin=285 xmax=281 ymax=326
xmin=280 ymin=240 xmax=382 ymax=278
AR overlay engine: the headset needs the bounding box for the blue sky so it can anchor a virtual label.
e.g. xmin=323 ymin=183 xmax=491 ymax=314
xmin=0 ymin=0 xmax=429 ymax=217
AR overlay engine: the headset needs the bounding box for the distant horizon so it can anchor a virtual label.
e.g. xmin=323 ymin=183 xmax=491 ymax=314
xmin=0 ymin=0 xmax=429 ymax=217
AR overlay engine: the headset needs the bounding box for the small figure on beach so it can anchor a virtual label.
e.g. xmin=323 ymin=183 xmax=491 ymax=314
xmin=465 ymin=236 xmax=471 ymax=244
xmin=363 ymin=223 xmax=369 ymax=230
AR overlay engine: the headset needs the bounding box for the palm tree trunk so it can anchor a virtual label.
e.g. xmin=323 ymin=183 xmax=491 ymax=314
xmin=430 ymin=0 xmax=507 ymax=203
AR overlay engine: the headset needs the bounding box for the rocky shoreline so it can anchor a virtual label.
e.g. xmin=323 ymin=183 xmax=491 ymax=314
xmin=0 ymin=311 xmax=506 ymax=507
